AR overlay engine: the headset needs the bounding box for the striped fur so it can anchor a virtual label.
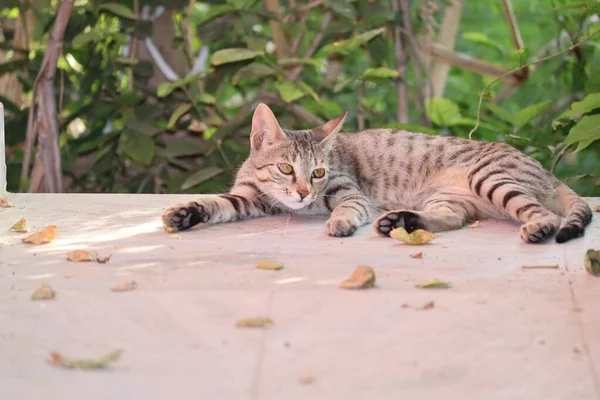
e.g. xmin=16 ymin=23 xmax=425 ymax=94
xmin=162 ymin=104 xmax=593 ymax=243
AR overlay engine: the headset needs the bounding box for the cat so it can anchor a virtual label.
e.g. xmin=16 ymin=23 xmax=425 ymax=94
xmin=161 ymin=103 xmax=592 ymax=244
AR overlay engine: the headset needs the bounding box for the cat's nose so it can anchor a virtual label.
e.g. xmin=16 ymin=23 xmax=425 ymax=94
xmin=297 ymin=189 xmax=310 ymax=200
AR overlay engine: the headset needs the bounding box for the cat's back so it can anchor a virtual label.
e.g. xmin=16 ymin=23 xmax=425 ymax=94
xmin=333 ymin=128 xmax=488 ymax=170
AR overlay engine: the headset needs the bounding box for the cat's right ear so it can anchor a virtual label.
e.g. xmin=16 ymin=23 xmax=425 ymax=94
xmin=250 ymin=103 xmax=287 ymax=151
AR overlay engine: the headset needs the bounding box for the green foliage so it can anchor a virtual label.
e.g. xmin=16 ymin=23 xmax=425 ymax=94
xmin=1 ymin=0 xmax=600 ymax=195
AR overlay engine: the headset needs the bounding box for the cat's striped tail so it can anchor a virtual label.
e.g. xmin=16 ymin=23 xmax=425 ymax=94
xmin=555 ymin=185 xmax=593 ymax=243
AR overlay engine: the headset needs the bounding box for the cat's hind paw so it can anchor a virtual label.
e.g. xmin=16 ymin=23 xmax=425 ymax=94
xmin=161 ymin=202 xmax=208 ymax=232
xmin=374 ymin=210 xmax=425 ymax=237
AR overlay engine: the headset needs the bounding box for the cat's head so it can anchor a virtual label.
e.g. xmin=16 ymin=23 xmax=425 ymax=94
xmin=248 ymin=103 xmax=346 ymax=210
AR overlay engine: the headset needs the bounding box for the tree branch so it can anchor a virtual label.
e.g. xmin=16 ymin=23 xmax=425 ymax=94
xmin=391 ymin=0 xmax=409 ymax=123
xmin=22 ymin=0 xmax=74 ymax=192
xmin=288 ymin=11 xmax=332 ymax=81
xmin=265 ymin=0 xmax=288 ymax=58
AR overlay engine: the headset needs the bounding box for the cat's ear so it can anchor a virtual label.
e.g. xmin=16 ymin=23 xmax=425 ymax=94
xmin=315 ymin=111 xmax=347 ymax=142
xmin=250 ymin=103 xmax=287 ymax=151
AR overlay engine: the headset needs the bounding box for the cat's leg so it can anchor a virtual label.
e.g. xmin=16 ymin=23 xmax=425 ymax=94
xmin=322 ymin=179 xmax=373 ymax=237
xmin=161 ymin=182 xmax=273 ymax=231
xmin=373 ymin=194 xmax=474 ymax=236
xmin=468 ymin=165 xmax=561 ymax=243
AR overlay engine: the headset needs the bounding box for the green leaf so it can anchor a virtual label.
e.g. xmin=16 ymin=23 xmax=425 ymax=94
xmin=558 ymin=93 xmax=600 ymax=119
xmin=167 ymin=103 xmax=193 ymax=129
xmin=334 ymin=77 xmax=356 ymax=93
xmin=97 ymin=3 xmax=136 ymax=20
xmin=297 ymin=81 xmax=321 ymax=103
xmin=277 ymin=81 xmax=305 ymax=103
xmin=323 ymin=27 xmax=385 ymax=56
xmin=232 ymin=62 xmax=276 ymax=85
xmin=513 ymin=101 xmax=550 ymax=128
xmin=157 ymin=83 xmax=176 ymax=98
xmin=565 ymin=174 xmax=590 ymax=184
xmin=484 ymin=103 xmax=514 ymax=124
xmin=461 ymin=31 xmax=505 ymax=53
xmin=381 ymin=122 xmax=440 ymax=135
xmin=210 ymin=48 xmax=263 ymax=66
xmin=197 ymin=92 xmax=216 ymax=105
xmin=119 ymin=130 xmax=155 ymax=167
xmin=72 ymin=29 xmax=102 ymax=47
xmin=361 ymin=67 xmax=399 ymax=81
xmin=564 ymin=114 xmax=600 ymax=145
xmin=575 ymin=140 xmax=593 ymax=152
xmin=424 ymin=98 xmax=461 ymax=127
xmin=125 ymin=120 xmax=163 ymax=137
xmin=165 ymin=138 xmax=206 ymax=158
xmin=327 ymin=0 xmax=357 ymax=21
xmin=181 ymin=167 xmax=225 ymax=190
xmin=278 ymin=58 xmax=325 ymax=68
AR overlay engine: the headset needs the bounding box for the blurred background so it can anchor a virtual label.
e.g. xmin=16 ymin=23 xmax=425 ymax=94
xmin=1 ymin=0 xmax=599 ymax=195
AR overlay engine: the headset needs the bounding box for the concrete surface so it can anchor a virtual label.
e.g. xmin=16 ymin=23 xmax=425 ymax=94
xmin=0 ymin=193 xmax=599 ymax=400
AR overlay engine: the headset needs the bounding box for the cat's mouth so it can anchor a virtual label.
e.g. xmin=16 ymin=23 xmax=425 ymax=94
xmin=280 ymin=197 xmax=313 ymax=210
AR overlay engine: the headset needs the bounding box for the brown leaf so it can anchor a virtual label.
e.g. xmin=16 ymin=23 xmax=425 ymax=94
xmin=47 ymin=350 xmax=122 ymax=370
xmin=31 ymin=284 xmax=56 ymax=300
xmin=416 ymin=301 xmax=435 ymax=310
xmin=410 ymin=252 xmax=423 ymax=259
xmin=22 ymin=225 xmax=57 ymax=245
xmin=0 ymin=197 xmax=14 ymax=208
xmin=235 ymin=317 xmax=274 ymax=328
xmin=299 ymin=372 xmax=315 ymax=384
xmin=594 ymin=205 xmax=600 ymax=212
xmin=256 ymin=260 xmax=284 ymax=270
xmin=339 ymin=265 xmax=376 ymax=289
xmin=9 ymin=217 xmax=29 ymax=232
xmin=468 ymin=220 xmax=480 ymax=228
xmin=110 ymin=281 xmax=138 ymax=292
xmin=67 ymin=250 xmax=99 ymax=262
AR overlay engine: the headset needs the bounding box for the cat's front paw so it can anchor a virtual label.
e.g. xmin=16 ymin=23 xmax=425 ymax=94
xmin=326 ymin=217 xmax=358 ymax=237
xmin=161 ymin=201 xmax=209 ymax=232
xmin=374 ymin=210 xmax=425 ymax=237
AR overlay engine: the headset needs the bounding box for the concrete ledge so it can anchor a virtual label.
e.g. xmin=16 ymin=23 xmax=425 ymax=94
xmin=1 ymin=194 xmax=599 ymax=399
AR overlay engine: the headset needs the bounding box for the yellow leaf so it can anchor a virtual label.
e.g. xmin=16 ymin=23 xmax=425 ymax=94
xmin=415 ymin=278 xmax=451 ymax=289
xmin=390 ymin=227 xmax=437 ymax=245
xmin=584 ymin=249 xmax=600 ymax=276
xmin=31 ymin=284 xmax=56 ymax=300
xmin=256 ymin=260 xmax=284 ymax=270
xmin=47 ymin=350 xmax=122 ymax=370
xmin=235 ymin=317 xmax=274 ymax=328
xmin=10 ymin=217 xmax=29 ymax=232
xmin=110 ymin=281 xmax=138 ymax=292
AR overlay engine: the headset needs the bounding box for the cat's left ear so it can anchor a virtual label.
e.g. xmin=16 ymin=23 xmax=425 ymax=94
xmin=314 ymin=111 xmax=348 ymax=141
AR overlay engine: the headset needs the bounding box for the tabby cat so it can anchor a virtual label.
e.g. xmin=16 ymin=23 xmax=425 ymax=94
xmin=162 ymin=103 xmax=592 ymax=243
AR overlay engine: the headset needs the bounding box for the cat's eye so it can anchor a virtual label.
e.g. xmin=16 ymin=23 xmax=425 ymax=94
xmin=312 ymin=168 xmax=326 ymax=179
xmin=277 ymin=163 xmax=294 ymax=175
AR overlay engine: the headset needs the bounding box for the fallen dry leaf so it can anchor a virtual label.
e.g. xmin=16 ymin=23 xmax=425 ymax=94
xmin=416 ymin=301 xmax=435 ymax=310
xmin=299 ymin=372 xmax=315 ymax=385
xmin=410 ymin=252 xmax=423 ymax=259
xmin=235 ymin=317 xmax=274 ymax=328
xmin=594 ymin=205 xmax=600 ymax=212
xmin=339 ymin=265 xmax=376 ymax=289
xmin=390 ymin=227 xmax=437 ymax=245
xmin=415 ymin=278 xmax=452 ymax=289
xmin=170 ymin=234 xmax=183 ymax=239
xmin=66 ymin=250 xmax=111 ymax=264
xmin=468 ymin=220 xmax=480 ymax=228
xmin=584 ymin=249 xmax=600 ymax=276
xmin=521 ymin=265 xmax=559 ymax=269
xmin=256 ymin=260 xmax=284 ymax=270
xmin=31 ymin=284 xmax=56 ymax=300
xmin=0 ymin=197 xmax=14 ymax=208
xmin=10 ymin=217 xmax=29 ymax=232
xmin=165 ymin=226 xmax=176 ymax=233
xmin=22 ymin=225 xmax=57 ymax=245
xmin=67 ymin=250 xmax=99 ymax=262
xmin=47 ymin=350 xmax=122 ymax=370
xmin=110 ymin=281 xmax=138 ymax=292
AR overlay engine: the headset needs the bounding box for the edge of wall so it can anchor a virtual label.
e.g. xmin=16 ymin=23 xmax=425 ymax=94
xmin=0 ymin=102 xmax=6 ymax=195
